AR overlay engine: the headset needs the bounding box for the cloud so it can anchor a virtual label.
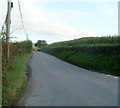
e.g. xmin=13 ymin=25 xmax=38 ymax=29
xmin=21 ymin=3 xmax=98 ymax=43
xmin=105 ymin=9 xmax=117 ymax=15
xmin=65 ymin=10 xmax=95 ymax=20
xmin=2 ymin=0 xmax=112 ymax=43
xmin=104 ymin=8 xmax=117 ymax=15
xmin=98 ymin=4 xmax=118 ymax=15
xmin=17 ymin=2 xmax=80 ymax=38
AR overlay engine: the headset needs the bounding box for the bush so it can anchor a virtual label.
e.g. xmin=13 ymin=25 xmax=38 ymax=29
xmin=2 ymin=40 xmax=32 ymax=71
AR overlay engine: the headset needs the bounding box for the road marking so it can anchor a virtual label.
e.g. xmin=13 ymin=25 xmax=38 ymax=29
xmin=113 ymin=77 xmax=119 ymax=79
xmin=106 ymin=75 xmax=118 ymax=79
xmin=106 ymin=75 xmax=112 ymax=77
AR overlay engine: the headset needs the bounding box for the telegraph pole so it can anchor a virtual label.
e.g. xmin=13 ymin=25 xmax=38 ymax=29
xmin=6 ymin=0 xmax=13 ymax=60
xmin=118 ymin=1 xmax=120 ymax=36
xmin=26 ymin=34 xmax=28 ymax=40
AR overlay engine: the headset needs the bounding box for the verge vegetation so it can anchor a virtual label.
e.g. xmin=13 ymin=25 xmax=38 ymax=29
xmin=2 ymin=40 xmax=32 ymax=106
xmin=40 ymin=36 xmax=120 ymax=76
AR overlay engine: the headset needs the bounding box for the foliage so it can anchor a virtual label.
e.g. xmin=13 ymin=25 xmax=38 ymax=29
xmin=32 ymin=46 xmax=39 ymax=51
xmin=34 ymin=40 xmax=47 ymax=48
xmin=48 ymin=36 xmax=120 ymax=47
xmin=2 ymin=40 xmax=32 ymax=106
xmin=2 ymin=40 xmax=32 ymax=72
xmin=0 ymin=31 xmax=6 ymax=42
xmin=2 ymin=54 xmax=32 ymax=106
xmin=40 ymin=36 xmax=120 ymax=76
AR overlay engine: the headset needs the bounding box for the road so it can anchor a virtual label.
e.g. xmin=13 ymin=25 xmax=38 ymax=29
xmin=18 ymin=51 xmax=118 ymax=106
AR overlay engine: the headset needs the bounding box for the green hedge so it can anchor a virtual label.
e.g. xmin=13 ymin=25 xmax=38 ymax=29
xmin=48 ymin=36 xmax=120 ymax=47
xmin=2 ymin=40 xmax=32 ymax=71
xmin=40 ymin=36 xmax=120 ymax=76
xmin=2 ymin=40 xmax=32 ymax=106
xmin=42 ymin=44 xmax=119 ymax=56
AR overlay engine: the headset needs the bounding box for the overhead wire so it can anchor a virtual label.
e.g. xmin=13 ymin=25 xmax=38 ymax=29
xmin=17 ymin=0 xmax=28 ymax=40
xmin=0 ymin=8 xmax=8 ymax=39
xmin=1 ymin=0 xmax=28 ymax=40
xmin=0 ymin=0 xmax=8 ymax=33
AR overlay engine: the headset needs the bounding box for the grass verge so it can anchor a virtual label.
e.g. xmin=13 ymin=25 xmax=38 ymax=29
xmin=2 ymin=53 xmax=32 ymax=106
xmin=55 ymin=51 xmax=119 ymax=76
xmin=41 ymin=48 xmax=119 ymax=76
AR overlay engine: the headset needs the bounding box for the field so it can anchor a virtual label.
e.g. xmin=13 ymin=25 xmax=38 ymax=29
xmin=40 ymin=36 xmax=120 ymax=76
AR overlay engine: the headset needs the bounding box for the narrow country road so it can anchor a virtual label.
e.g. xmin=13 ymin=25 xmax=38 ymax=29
xmin=18 ymin=51 xmax=118 ymax=106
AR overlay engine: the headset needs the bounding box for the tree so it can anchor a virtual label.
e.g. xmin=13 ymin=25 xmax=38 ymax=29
xmin=34 ymin=40 xmax=47 ymax=48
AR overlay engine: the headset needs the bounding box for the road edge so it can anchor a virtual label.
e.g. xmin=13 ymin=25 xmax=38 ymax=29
xmin=11 ymin=53 xmax=33 ymax=107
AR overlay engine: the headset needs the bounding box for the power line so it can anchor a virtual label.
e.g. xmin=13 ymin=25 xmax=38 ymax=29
xmin=0 ymin=1 xmax=8 ymax=34
xmin=1 ymin=0 xmax=29 ymax=40
xmin=17 ymin=0 xmax=28 ymax=40
xmin=0 ymin=10 xmax=8 ymax=39
xmin=1 ymin=0 xmax=8 ymax=31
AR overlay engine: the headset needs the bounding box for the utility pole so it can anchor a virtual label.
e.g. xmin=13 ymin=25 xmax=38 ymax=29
xmin=26 ymin=34 xmax=28 ymax=40
xmin=6 ymin=0 xmax=13 ymax=60
xmin=118 ymin=1 xmax=120 ymax=36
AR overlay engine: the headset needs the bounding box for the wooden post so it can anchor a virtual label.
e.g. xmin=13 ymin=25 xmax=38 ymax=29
xmin=6 ymin=0 xmax=12 ymax=60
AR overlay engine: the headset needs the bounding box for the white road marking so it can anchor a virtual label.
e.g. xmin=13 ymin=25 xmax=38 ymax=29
xmin=106 ymin=75 xmax=118 ymax=79
xmin=113 ymin=77 xmax=119 ymax=79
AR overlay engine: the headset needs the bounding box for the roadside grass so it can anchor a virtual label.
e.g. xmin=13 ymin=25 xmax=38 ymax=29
xmin=2 ymin=53 xmax=32 ymax=106
xmin=40 ymin=36 xmax=119 ymax=76
xmin=65 ymin=51 xmax=118 ymax=75
xmin=48 ymin=51 xmax=119 ymax=76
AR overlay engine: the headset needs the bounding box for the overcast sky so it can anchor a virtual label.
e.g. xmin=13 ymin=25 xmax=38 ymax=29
xmin=0 ymin=0 xmax=119 ymax=44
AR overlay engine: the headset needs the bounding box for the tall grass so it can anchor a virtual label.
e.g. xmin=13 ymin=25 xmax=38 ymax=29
xmin=2 ymin=53 xmax=32 ymax=106
xmin=2 ymin=40 xmax=32 ymax=106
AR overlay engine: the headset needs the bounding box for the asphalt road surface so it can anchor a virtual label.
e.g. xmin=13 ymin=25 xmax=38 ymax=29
xmin=18 ymin=51 xmax=118 ymax=106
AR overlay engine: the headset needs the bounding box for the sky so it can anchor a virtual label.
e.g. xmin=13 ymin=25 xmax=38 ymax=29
xmin=0 ymin=0 xmax=119 ymax=44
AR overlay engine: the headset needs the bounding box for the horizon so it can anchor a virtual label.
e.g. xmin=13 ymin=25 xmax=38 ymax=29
xmin=0 ymin=0 xmax=119 ymax=44
xmin=32 ymin=35 xmax=119 ymax=45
